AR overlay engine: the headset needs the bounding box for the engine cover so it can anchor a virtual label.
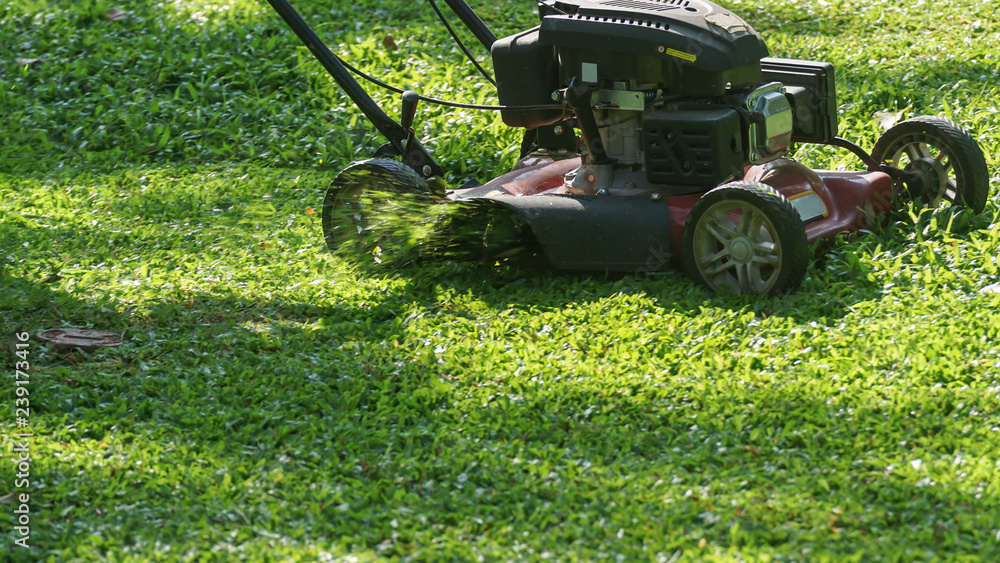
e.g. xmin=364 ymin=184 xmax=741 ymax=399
xmin=538 ymin=0 xmax=768 ymax=95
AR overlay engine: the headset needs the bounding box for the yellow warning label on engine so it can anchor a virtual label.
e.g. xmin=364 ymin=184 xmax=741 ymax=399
xmin=665 ymin=48 xmax=697 ymax=63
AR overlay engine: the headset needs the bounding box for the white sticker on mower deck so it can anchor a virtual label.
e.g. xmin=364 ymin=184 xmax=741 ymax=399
xmin=582 ymin=63 xmax=598 ymax=84
xmin=788 ymin=191 xmax=827 ymax=224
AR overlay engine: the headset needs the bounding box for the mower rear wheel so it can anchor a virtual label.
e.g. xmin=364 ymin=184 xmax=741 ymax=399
xmin=322 ymin=159 xmax=434 ymax=256
xmin=683 ymin=182 xmax=808 ymax=295
xmin=871 ymin=116 xmax=988 ymax=214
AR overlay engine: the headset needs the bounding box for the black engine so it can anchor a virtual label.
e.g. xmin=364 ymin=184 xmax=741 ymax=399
xmin=492 ymin=0 xmax=838 ymax=195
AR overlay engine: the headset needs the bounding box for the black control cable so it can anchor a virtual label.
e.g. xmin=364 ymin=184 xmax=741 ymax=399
xmin=337 ymin=55 xmax=566 ymax=112
xmin=425 ymin=0 xmax=497 ymax=87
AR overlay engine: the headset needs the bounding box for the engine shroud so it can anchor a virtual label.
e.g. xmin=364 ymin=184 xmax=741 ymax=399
xmin=493 ymin=0 xmax=769 ymax=128
xmin=539 ymin=0 xmax=768 ymax=92
xmin=492 ymin=0 xmax=816 ymax=193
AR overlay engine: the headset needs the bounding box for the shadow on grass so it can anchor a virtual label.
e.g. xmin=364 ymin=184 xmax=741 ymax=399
xmin=19 ymin=284 xmax=998 ymax=558
xmin=8 ymin=234 xmax=998 ymax=559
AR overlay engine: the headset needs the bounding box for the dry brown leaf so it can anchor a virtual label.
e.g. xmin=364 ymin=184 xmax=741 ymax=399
xmin=874 ymin=105 xmax=911 ymax=131
xmin=382 ymin=34 xmax=398 ymax=51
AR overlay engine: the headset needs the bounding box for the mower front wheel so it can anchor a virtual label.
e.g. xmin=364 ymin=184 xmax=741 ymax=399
xmin=683 ymin=182 xmax=808 ymax=296
xmin=322 ymin=159 xmax=434 ymax=256
xmin=872 ymin=116 xmax=989 ymax=214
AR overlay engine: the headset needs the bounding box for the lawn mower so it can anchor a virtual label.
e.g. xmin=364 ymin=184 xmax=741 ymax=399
xmin=265 ymin=0 xmax=989 ymax=295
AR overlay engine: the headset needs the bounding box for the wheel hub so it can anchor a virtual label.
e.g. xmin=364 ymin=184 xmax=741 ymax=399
xmin=909 ymin=156 xmax=949 ymax=200
xmin=729 ymin=237 xmax=753 ymax=263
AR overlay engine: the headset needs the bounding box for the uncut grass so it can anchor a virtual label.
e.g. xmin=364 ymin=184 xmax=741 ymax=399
xmin=2 ymin=0 xmax=1000 ymax=561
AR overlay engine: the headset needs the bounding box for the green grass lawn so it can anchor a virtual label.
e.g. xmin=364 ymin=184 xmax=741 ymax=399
xmin=3 ymin=0 xmax=1000 ymax=560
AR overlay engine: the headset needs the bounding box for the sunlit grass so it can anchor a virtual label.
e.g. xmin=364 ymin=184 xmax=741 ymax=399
xmin=2 ymin=0 xmax=1000 ymax=561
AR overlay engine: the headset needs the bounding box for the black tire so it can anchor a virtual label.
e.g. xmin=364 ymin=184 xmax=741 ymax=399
xmin=871 ymin=116 xmax=989 ymax=214
xmin=321 ymin=159 xmax=433 ymax=255
xmin=683 ymin=181 xmax=808 ymax=295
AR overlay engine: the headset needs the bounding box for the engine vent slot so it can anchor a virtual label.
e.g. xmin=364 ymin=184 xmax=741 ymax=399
xmin=597 ymin=0 xmax=691 ymax=11
xmin=565 ymin=13 xmax=666 ymax=28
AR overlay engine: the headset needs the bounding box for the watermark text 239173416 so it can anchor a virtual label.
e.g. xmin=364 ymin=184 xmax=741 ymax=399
xmin=12 ymin=331 xmax=33 ymax=550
